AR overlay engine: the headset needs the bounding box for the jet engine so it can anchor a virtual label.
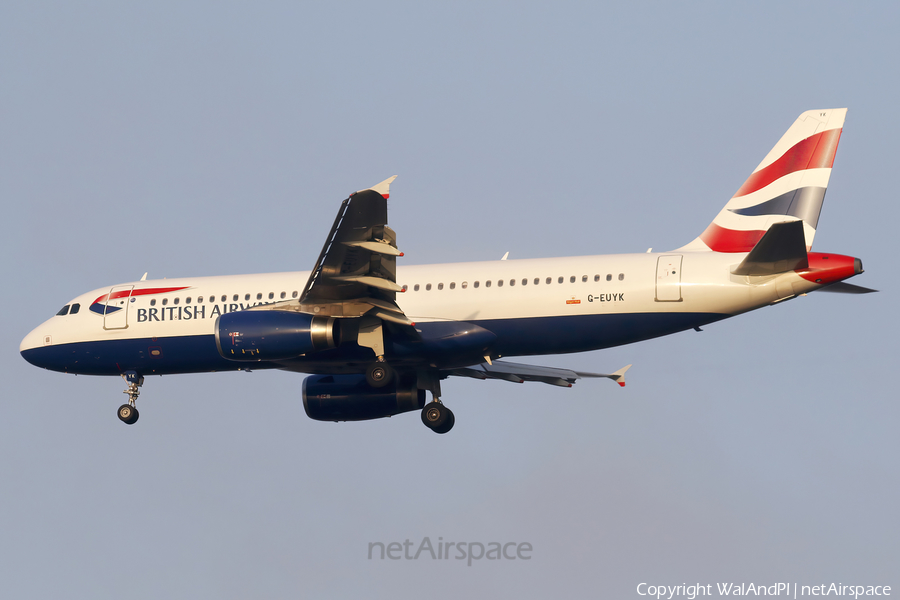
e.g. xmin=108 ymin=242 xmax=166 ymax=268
xmin=215 ymin=310 xmax=338 ymax=361
xmin=303 ymin=374 xmax=426 ymax=421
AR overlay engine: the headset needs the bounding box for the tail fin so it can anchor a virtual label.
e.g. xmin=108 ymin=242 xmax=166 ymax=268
xmin=679 ymin=109 xmax=847 ymax=252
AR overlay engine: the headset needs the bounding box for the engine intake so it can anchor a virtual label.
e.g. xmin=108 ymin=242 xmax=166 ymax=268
xmin=215 ymin=310 xmax=337 ymax=361
xmin=303 ymin=374 xmax=426 ymax=421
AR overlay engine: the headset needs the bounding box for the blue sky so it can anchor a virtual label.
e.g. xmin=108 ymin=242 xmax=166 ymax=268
xmin=1 ymin=2 xmax=897 ymax=598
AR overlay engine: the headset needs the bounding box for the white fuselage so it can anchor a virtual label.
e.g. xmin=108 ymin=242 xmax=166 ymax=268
xmin=21 ymin=251 xmax=815 ymax=377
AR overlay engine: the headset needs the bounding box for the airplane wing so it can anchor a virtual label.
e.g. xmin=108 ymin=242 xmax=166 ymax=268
xmin=254 ymin=176 xmax=413 ymax=326
xmin=447 ymin=361 xmax=631 ymax=388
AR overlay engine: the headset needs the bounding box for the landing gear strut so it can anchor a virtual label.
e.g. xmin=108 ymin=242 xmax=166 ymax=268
xmin=118 ymin=371 xmax=143 ymax=425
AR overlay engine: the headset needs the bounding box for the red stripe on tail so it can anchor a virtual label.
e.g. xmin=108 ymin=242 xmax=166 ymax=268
xmin=733 ymin=128 xmax=842 ymax=198
xmin=699 ymin=223 xmax=766 ymax=253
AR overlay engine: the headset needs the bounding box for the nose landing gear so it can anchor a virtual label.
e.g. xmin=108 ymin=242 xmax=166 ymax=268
xmin=118 ymin=371 xmax=143 ymax=425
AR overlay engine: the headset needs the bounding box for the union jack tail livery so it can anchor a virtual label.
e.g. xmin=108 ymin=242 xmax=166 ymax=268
xmin=681 ymin=108 xmax=846 ymax=253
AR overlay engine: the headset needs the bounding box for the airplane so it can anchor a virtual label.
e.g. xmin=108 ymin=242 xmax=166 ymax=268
xmin=20 ymin=108 xmax=874 ymax=434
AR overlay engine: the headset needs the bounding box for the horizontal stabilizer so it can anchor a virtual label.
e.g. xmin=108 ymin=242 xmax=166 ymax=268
xmin=447 ymin=361 xmax=631 ymax=388
xmin=815 ymin=281 xmax=878 ymax=294
xmin=731 ymin=220 xmax=808 ymax=276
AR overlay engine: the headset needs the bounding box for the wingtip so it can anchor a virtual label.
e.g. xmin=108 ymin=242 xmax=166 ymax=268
xmin=612 ymin=364 xmax=632 ymax=387
xmin=360 ymin=175 xmax=398 ymax=198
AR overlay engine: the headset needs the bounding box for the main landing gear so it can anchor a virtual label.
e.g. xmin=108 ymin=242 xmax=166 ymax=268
xmin=421 ymin=399 xmax=455 ymax=434
xmin=118 ymin=371 xmax=143 ymax=425
xmin=366 ymin=358 xmax=394 ymax=388
xmin=415 ymin=372 xmax=454 ymax=434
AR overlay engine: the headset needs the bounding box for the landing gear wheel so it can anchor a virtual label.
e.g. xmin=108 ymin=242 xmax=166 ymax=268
xmin=117 ymin=404 xmax=139 ymax=425
xmin=433 ymin=409 xmax=455 ymax=434
xmin=366 ymin=362 xmax=394 ymax=388
xmin=421 ymin=401 xmax=454 ymax=433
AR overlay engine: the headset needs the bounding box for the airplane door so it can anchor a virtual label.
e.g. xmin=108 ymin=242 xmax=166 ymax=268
xmin=104 ymin=285 xmax=134 ymax=330
xmin=655 ymin=255 xmax=683 ymax=302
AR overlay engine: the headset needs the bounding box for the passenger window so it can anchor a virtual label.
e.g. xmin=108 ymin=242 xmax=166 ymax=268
xmin=162 ymin=298 xmax=168 ymax=306
xmin=462 ymin=281 xmax=468 ymax=289
xmin=401 ymin=284 xmax=408 ymax=292
xmin=186 ymin=297 xmax=192 ymax=304
xmin=582 ymin=275 xmax=588 ymax=282
xmin=280 ymin=292 xmax=286 ymax=299
xmin=450 ymin=282 xmax=456 ymax=290
xmin=534 ymin=278 xmax=539 ymax=285
xmin=619 ymin=273 xmax=625 ymax=281
xmin=233 ymin=294 xmax=239 ymax=301
xmin=546 ymin=277 xmax=552 ymax=284
xmin=569 ymin=276 xmax=576 ymax=283
xmin=426 ymin=284 xmax=432 ymax=291
xmin=558 ymin=276 xmax=563 ymax=284
xmin=292 ymin=291 xmax=298 ymax=298
xmin=244 ymin=294 xmax=250 ymax=301
xmin=150 ymin=299 xmax=156 ymax=306
xmin=221 ymin=295 xmax=227 ymax=302
xmin=56 ymin=305 xmax=70 ymax=316
xmin=414 ymin=284 xmax=420 ymax=291
xmin=438 ymin=283 xmax=444 ymax=290
xmin=70 ymin=303 xmax=80 ymax=314
xmin=487 ymin=280 xmax=493 ymax=288
xmin=594 ymin=275 xmax=600 ymax=282
xmin=197 ymin=297 xmax=203 ymax=303
xmin=174 ymin=297 xmax=179 ymax=305
xmin=268 ymin=292 xmax=274 ymax=299
xmin=257 ymin=293 xmax=262 ymax=300
xmin=474 ymin=281 xmax=480 ymax=288
xmin=606 ymin=274 xmax=612 ymax=281
xmin=509 ymin=279 xmax=515 ymax=286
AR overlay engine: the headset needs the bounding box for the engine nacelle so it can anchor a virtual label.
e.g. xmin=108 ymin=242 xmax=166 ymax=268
xmin=303 ymin=374 xmax=426 ymax=421
xmin=215 ymin=310 xmax=338 ymax=361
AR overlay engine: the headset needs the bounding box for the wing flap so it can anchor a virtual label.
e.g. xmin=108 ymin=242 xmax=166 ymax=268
xmin=330 ymin=274 xmax=404 ymax=293
xmin=343 ymin=240 xmax=403 ymax=256
xmin=448 ymin=361 xmax=631 ymax=388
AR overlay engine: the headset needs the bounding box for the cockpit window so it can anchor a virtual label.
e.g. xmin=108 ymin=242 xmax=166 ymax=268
xmin=70 ymin=303 xmax=80 ymax=314
xmin=56 ymin=305 xmax=70 ymax=316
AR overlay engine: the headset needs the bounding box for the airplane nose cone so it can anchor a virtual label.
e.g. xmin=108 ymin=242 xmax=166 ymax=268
xmin=21 ymin=327 xmax=43 ymax=353
xmin=20 ymin=325 xmax=51 ymax=368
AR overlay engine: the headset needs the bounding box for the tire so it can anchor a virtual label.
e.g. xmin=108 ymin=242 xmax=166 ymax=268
xmin=366 ymin=362 xmax=394 ymax=388
xmin=421 ymin=401 xmax=448 ymax=430
xmin=432 ymin=409 xmax=455 ymax=434
xmin=117 ymin=404 xmax=135 ymax=424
